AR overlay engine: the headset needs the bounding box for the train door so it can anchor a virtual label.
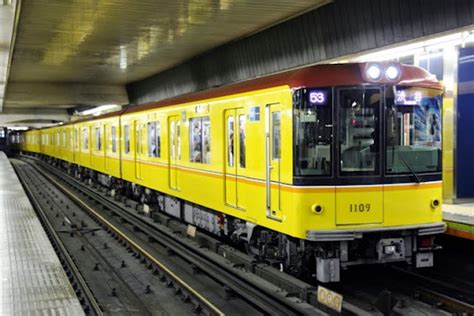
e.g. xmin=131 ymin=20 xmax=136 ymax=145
xmin=168 ymin=116 xmax=180 ymax=190
xmin=134 ymin=120 xmax=143 ymax=180
xmin=103 ymin=124 xmax=109 ymax=171
xmin=265 ymin=103 xmax=282 ymax=220
xmin=335 ymin=87 xmax=383 ymax=225
xmin=224 ymin=108 xmax=246 ymax=209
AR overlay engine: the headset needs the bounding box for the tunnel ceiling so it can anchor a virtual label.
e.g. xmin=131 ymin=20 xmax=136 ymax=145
xmin=4 ymin=0 xmax=331 ymax=110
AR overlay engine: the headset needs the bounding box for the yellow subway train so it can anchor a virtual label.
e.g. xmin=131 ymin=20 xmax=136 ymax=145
xmin=19 ymin=62 xmax=445 ymax=282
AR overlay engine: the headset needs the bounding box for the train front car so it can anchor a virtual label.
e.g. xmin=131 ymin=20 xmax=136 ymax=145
xmin=290 ymin=63 xmax=444 ymax=282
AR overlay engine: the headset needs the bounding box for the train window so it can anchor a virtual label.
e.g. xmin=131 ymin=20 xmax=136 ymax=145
xmin=189 ymin=116 xmax=210 ymax=164
xmin=124 ymin=124 xmax=130 ymax=154
xmin=95 ymin=127 xmax=102 ymax=150
xmin=385 ymin=87 xmax=442 ymax=174
xmin=239 ymin=115 xmax=246 ymax=168
xmin=74 ymin=129 xmax=78 ymax=149
xmin=111 ymin=126 xmax=117 ymax=153
xmin=295 ymin=88 xmax=333 ymax=176
xmin=272 ymin=112 xmax=281 ymax=160
xmin=82 ymin=128 xmax=88 ymax=150
xmin=338 ymin=88 xmax=381 ymax=176
xmin=62 ymin=131 xmax=66 ymax=147
xmin=147 ymin=121 xmax=161 ymax=158
xmin=227 ymin=116 xmax=234 ymax=167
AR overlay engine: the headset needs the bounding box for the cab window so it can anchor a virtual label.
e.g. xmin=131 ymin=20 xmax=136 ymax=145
xmin=338 ymin=88 xmax=381 ymax=176
xmin=294 ymin=88 xmax=333 ymax=176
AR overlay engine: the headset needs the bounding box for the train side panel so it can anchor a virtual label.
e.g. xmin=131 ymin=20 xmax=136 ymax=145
xmin=119 ymin=86 xmax=303 ymax=235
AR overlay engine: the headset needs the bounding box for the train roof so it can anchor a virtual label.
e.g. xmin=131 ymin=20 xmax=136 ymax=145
xmin=124 ymin=62 xmax=442 ymax=115
xmin=36 ymin=62 xmax=442 ymax=129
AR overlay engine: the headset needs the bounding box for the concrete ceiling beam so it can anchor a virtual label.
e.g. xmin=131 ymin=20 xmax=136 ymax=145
xmin=4 ymin=82 xmax=128 ymax=108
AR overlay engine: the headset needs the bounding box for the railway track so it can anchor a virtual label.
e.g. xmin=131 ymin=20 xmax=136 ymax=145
xmin=16 ymin=155 xmax=325 ymax=316
xmin=19 ymin=154 xmax=474 ymax=316
xmin=390 ymin=266 xmax=474 ymax=314
xmin=13 ymin=159 xmax=226 ymax=315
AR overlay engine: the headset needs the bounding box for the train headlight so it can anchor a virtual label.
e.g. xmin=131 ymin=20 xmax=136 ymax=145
xmin=383 ymin=245 xmax=397 ymax=255
xmin=385 ymin=65 xmax=400 ymax=80
xmin=366 ymin=64 xmax=382 ymax=81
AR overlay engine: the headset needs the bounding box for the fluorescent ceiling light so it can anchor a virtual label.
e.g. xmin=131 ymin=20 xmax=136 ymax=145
xmin=339 ymin=28 xmax=474 ymax=63
xmin=78 ymin=104 xmax=121 ymax=116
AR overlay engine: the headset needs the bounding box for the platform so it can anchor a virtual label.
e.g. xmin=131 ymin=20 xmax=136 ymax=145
xmin=443 ymin=203 xmax=474 ymax=240
xmin=0 ymin=152 xmax=84 ymax=314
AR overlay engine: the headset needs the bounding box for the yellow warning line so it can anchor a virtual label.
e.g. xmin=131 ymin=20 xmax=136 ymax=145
xmin=40 ymin=169 xmax=225 ymax=316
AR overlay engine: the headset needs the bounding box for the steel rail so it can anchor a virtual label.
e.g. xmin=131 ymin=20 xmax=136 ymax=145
xmin=30 ymin=157 xmax=321 ymax=316
xmin=13 ymin=160 xmax=104 ymax=316
xmin=26 ymin=159 xmax=227 ymax=316
xmin=391 ymin=265 xmax=474 ymax=314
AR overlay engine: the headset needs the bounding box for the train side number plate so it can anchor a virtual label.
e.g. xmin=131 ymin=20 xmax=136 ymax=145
xmin=317 ymin=286 xmax=343 ymax=313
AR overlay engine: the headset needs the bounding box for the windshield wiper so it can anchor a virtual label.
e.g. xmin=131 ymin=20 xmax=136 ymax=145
xmin=399 ymin=155 xmax=421 ymax=183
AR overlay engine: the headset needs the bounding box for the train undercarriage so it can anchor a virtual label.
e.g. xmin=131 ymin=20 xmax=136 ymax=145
xmin=45 ymin=155 xmax=443 ymax=283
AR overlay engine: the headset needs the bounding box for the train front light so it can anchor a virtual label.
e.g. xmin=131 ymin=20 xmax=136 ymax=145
xmin=383 ymin=245 xmax=397 ymax=255
xmin=366 ymin=64 xmax=382 ymax=81
xmin=385 ymin=65 xmax=401 ymax=81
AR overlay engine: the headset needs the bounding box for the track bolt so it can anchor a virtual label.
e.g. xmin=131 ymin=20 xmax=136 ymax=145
xmin=91 ymin=231 xmax=95 ymax=236
xmin=193 ymin=304 xmax=202 ymax=313
xmin=153 ymin=268 xmax=159 ymax=275
xmin=111 ymin=288 xmax=117 ymax=297
xmin=140 ymin=258 xmax=146 ymax=264
xmin=103 ymin=243 xmax=109 ymax=249
xmin=66 ymin=205 xmax=69 ymax=209
xmin=62 ymin=221 xmax=65 ymax=226
xmin=145 ymin=285 xmax=152 ymax=294
xmin=72 ymin=212 xmax=76 ymax=217
xmin=147 ymin=263 xmax=153 ymax=270
xmin=174 ymin=288 xmax=182 ymax=295
xmin=56 ymin=213 xmax=59 ymax=218
xmin=182 ymin=294 xmax=190 ymax=303
xmin=120 ymin=260 xmax=126 ymax=268
xmin=166 ymin=280 xmax=173 ymax=288
xmin=70 ymin=232 xmax=74 ymax=237
xmin=93 ymin=263 xmax=99 ymax=271
xmin=81 ymin=245 xmax=85 ymax=251
xmin=84 ymin=306 xmax=90 ymax=314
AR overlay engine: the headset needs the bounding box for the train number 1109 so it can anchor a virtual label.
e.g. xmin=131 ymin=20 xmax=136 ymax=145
xmin=349 ymin=203 xmax=371 ymax=212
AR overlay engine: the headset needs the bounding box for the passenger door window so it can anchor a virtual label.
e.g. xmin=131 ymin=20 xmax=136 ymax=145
xmin=189 ymin=116 xmax=211 ymax=164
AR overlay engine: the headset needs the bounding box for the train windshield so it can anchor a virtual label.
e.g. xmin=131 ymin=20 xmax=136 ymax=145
xmin=338 ymin=88 xmax=381 ymax=176
xmin=294 ymin=86 xmax=442 ymax=180
xmin=294 ymin=88 xmax=333 ymax=176
xmin=385 ymin=87 xmax=442 ymax=175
